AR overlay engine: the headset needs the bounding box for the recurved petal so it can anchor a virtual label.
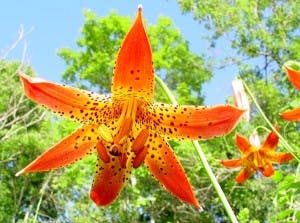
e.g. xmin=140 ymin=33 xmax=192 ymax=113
xmin=235 ymin=168 xmax=253 ymax=183
xmin=144 ymin=133 xmax=201 ymax=209
xmin=90 ymin=155 xmax=133 ymax=206
xmin=280 ymin=108 xmax=300 ymax=121
xmin=16 ymin=124 xmax=98 ymax=176
xmin=265 ymin=151 xmax=294 ymax=163
xmin=262 ymin=125 xmax=279 ymax=151
xmin=259 ymin=163 xmax=275 ymax=177
xmin=19 ymin=72 xmax=112 ymax=124
xmin=111 ymin=6 xmax=154 ymax=101
xmin=283 ymin=62 xmax=300 ymax=91
xmin=140 ymin=104 xmax=244 ymax=140
xmin=235 ymin=134 xmax=253 ymax=154
xmin=220 ymin=159 xmax=243 ymax=168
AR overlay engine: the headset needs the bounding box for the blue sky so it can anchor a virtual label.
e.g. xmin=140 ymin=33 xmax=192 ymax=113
xmin=0 ymin=0 xmax=237 ymax=105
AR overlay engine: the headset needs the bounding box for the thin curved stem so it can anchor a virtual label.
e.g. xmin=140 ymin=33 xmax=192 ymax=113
xmin=155 ymin=75 xmax=238 ymax=223
xmin=33 ymin=172 xmax=53 ymax=223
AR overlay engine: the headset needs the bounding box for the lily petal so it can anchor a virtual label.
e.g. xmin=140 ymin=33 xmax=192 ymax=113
xmin=90 ymin=155 xmax=133 ymax=206
xmin=235 ymin=168 xmax=253 ymax=183
xmin=280 ymin=108 xmax=300 ymax=121
xmin=235 ymin=134 xmax=253 ymax=154
xmin=141 ymin=104 xmax=244 ymax=140
xmin=19 ymin=72 xmax=112 ymax=123
xmin=284 ymin=63 xmax=300 ymax=91
xmin=16 ymin=124 xmax=98 ymax=176
xmin=144 ymin=133 xmax=201 ymax=209
xmin=259 ymin=163 xmax=274 ymax=177
xmin=262 ymin=125 xmax=279 ymax=151
xmin=220 ymin=159 xmax=243 ymax=168
xmin=112 ymin=6 xmax=154 ymax=102
xmin=265 ymin=151 xmax=294 ymax=163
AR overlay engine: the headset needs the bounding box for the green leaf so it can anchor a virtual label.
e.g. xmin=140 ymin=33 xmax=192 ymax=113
xmin=277 ymin=209 xmax=293 ymax=220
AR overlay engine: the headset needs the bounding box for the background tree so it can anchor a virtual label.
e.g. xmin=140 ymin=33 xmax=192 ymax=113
xmin=0 ymin=60 xmax=56 ymax=222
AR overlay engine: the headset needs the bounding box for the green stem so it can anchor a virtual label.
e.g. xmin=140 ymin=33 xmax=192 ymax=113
xmin=155 ymin=76 xmax=238 ymax=223
xmin=33 ymin=172 xmax=53 ymax=223
xmin=242 ymin=79 xmax=300 ymax=162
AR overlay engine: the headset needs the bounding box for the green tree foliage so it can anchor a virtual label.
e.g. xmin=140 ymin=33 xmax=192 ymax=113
xmin=0 ymin=60 xmax=80 ymax=222
xmin=177 ymin=0 xmax=300 ymax=69
xmin=0 ymin=60 xmax=52 ymax=222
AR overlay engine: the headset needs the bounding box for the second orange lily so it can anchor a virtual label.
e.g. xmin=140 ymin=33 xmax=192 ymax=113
xmin=17 ymin=6 xmax=244 ymax=209
xmin=221 ymin=125 xmax=294 ymax=183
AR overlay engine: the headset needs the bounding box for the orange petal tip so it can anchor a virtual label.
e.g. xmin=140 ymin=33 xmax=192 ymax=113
xmin=193 ymin=202 xmax=203 ymax=211
xmin=90 ymin=191 xmax=105 ymax=206
xmin=138 ymin=4 xmax=143 ymax=12
xmin=280 ymin=108 xmax=300 ymax=121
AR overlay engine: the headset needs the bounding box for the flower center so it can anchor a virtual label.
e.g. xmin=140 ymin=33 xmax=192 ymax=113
xmin=245 ymin=150 xmax=265 ymax=171
xmin=96 ymin=98 xmax=149 ymax=168
xmin=96 ymin=99 xmax=137 ymax=165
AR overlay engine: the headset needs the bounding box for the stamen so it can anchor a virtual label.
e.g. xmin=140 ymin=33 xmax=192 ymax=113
xmin=133 ymin=146 xmax=148 ymax=168
xmin=98 ymin=124 xmax=113 ymax=143
xmin=253 ymin=152 xmax=259 ymax=167
xmin=96 ymin=141 xmax=110 ymax=163
xmin=115 ymin=100 xmax=129 ymax=127
xmin=131 ymin=129 xmax=149 ymax=154
xmin=112 ymin=98 xmax=139 ymax=168
xmin=129 ymin=99 xmax=138 ymax=120
xmin=115 ymin=118 xmax=132 ymax=144
xmin=126 ymin=98 xmax=134 ymax=118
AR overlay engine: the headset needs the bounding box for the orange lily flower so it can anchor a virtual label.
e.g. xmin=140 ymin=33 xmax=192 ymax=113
xmin=221 ymin=125 xmax=294 ymax=183
xmin=281 ymin=62 xmax=300 ymax=121
xmin=17 ymin=6 xmax=244 ymax=209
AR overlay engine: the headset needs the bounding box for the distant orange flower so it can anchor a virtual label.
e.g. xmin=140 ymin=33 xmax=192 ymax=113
xmin=281 ymin=62 xmax=300 ymax=121
xmin=221 ymin=125 xmax=294 ymax=183
xmin=284 ymin=61 xmax=300 ymax=91
xmin=17 ymin=6 xmax=244 ymax=209
xmin=231 ymin=79 xmax=250 ymax=121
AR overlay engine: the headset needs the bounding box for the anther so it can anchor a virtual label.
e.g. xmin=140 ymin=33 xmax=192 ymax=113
xmin=131 ymin=129 xmax=149 ymax=154
xmin=96 ymin=141 xmax=110 ymax=163
xmin=133 ymin=147 xmax=148 ymax=168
